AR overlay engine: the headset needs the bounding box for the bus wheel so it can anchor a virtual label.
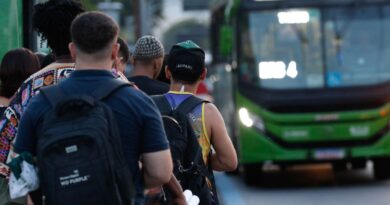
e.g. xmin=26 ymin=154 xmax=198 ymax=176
xmin=242 ymin=164 xmax=262 ymax=186
xmin=332 ymin=161 xmax=348 ymax=172
xmin=373 ymin=158 xmax=390 ymax=180
xmin=351 ymin=160 xmax=367 ymax=170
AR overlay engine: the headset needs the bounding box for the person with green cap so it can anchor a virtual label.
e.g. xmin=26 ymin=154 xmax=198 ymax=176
xmin=158 ymin=40 xmax=238 ymax=205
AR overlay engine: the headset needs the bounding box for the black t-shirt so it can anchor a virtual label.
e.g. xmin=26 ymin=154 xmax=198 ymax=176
xmin=0 ymin=105 xmax=6 ymax=116
xmin=128 ymin=76 xmax=169 ymax=95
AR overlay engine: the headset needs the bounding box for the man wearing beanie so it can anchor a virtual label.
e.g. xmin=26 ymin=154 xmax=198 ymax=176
xmin=128 ymin=35 xmax=169 ymax=95
xmin=158 ymin=40 xmax=238 ymax=205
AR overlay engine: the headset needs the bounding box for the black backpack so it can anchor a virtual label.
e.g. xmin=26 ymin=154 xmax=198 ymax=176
xmin=152 ymin=95 xmax=218 ymax=205
xmin=39 ymin=79 xmax=134 ymax=205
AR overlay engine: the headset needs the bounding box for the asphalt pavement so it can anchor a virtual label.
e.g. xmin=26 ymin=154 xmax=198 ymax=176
xmin=215 ymin=163 xmax=390 ymax=205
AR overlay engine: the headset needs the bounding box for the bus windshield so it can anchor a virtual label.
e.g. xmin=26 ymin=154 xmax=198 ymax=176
xmin=239 ymin=4 xmax=390 ymax=89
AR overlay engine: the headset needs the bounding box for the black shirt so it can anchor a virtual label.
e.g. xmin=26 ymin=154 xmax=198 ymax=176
xmin=128 ymin=76 xmax=169 ymax=95
xmin=0 ymin=105 xmax=6 ymax=116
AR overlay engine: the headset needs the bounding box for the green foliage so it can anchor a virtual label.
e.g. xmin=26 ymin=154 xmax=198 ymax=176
xmin=78 ymin=0 xmax=95 ymax=10
xmin=79 ymin=0 xmax=162 ymax=25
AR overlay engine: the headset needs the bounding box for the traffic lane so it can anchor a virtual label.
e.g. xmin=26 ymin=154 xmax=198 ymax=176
xmin=215 ymin=163 xmax=390 ymax=205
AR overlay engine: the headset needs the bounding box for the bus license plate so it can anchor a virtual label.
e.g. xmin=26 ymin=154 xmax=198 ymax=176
xmin=314 ymin=149 xmax=345 ymax=160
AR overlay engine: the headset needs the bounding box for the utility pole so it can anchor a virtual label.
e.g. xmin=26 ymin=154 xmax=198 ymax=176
xmin=133 ymin=0 xmax=141 ymax=39
xmin=98 ymin=1 xmax=123 ymax=24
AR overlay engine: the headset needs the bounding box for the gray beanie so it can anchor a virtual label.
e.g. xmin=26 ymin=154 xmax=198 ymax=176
xmin=132 ymin=35 xmax=164 ymax=60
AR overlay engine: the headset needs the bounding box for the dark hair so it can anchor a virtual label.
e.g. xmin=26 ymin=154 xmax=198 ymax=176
xmin=0 ymin=48 xmax=41 ymax=98
xmin=33 ymin=0 xmax=85 ymax=57
xmin=118 ymin=37 xmax=130 ymax=64
xmin=40 ymin=53 xmax=56 ymax=68
xmin=71 ymin=11 xmax=119 ymax=54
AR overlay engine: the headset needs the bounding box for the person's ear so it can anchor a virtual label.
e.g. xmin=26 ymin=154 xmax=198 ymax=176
xmin=130 ymin=56 xmax=135 ymax=65
xmin=111 ymin=43 xmax=120 ymax=60
xmin=68 ymin=42 xmax=77 ymax=60
xmin=200 ymin=68 xmax=207 ymax=80
xmin=153 ymin=58 xmax=163 ymax=78
xmin=156 ymin=57 xmax=163 ymax=71
xmin=165 ymin=66 xmax=171 ymax=80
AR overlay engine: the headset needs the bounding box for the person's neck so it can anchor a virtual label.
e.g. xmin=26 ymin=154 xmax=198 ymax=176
xmin=0 ymin=96 xmax=10 ymax=106
xmin=54 ymin=55 xmax=74 ymax=63
xmin=169 ymin=82 xmax=198 ymax=94
xmin=131 ymin=66 xmax=155 ymax=79
xmin=75 ymin=59 xmax=113 ymax=71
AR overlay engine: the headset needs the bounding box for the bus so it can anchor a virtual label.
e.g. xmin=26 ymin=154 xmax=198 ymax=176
xmin=0 ymin=0 xmax=35 ymax=58
xmin=210 ymin=0 xmax=390 ymax=184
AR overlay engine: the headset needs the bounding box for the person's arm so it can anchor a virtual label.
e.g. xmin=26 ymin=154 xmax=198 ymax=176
xmin=204 ymin=103 xmax=238 ymax=171
xmin=138 ymin=94 xmax=173 ymax=188
xmin=0 ymin=89 xmax=26 ymax=177
xmin=141 ymin=150 xmax=172 ymax=188
xmin=14 ymin=104 xmax=40 ymax=155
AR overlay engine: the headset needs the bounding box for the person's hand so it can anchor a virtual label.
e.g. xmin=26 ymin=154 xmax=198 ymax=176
xmin=172 ymin=191 xmax=187 ymax=205
xmin=27 ymin=195 xmax=34 ymax=205
xmin=172 ymin=197 xmax=187 ymax=205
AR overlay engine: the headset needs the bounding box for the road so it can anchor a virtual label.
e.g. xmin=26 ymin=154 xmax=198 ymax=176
xmin=215 ymin=163 xmax=390 ymax=205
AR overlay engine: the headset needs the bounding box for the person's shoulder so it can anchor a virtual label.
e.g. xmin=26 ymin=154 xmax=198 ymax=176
xmin=116 ymin=83 xmax=149 ymax=100
xmin=147 ymin=78 xmax=169 ymax=91
xmin=127 ymin=75 xmax=144 ymax=83
xmin=26 ymin=63 xmax=75 ymax=82
xmin=29 ymin=92 xmax=49 ymax=106
xmin=203 ymin=102 xmax=221 ymax=119
xmin=114 ymin=85 xmax=156 ymax=115
xmin=154 ymin=79 xmax=169 ymax=88
xmin=19 ymin=63 xmax=75 ymax=94
xmin=23 ymin=91 xmax=50 ymax=117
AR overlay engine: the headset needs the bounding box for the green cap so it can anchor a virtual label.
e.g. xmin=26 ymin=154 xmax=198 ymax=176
xmin=175 ymin=40 xmax=201 ymax=49
xmin=168 ymin=40 xmax=205 ymax=83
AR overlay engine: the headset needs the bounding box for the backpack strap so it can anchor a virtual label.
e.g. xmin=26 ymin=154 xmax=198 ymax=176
xmin=41 ymin=79 xmax=133 ymax=108
xmin=91 ymin=79 xmax=134 ymax=100
xmin=40 ymin=85 xmax=66 ymax=108
xmin=176 ymin=95 xmax=210 ymax=174
xmin=176 ymin=95 xmax=209 ymax=114
xmin=151 ymin=95 xmax=172 ymax=114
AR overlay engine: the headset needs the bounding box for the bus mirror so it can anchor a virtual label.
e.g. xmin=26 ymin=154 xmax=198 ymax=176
xmin=219 ymin=25 xmax=233 ymax=57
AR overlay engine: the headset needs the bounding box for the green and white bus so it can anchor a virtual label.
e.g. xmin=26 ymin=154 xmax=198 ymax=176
xmin=0 ymin=0 xmax=35 ymax=58
xmin=211 ymin=0 xmax=390 ymax=184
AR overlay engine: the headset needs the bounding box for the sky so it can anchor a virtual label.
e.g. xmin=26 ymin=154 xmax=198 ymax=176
xmin=153 ymin=0 xmax=210 ymax=39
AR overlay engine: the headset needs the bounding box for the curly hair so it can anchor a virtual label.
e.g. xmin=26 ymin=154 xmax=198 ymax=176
xmin=0 ymin=48 xmax=41 ymax=98
xmin=33 ymin=0 xmax=85 ymax=57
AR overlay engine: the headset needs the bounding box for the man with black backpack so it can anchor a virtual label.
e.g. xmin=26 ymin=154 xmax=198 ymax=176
xmin=14 ymin=12 xmax=172 ymax=205
xmin=152 ymin=40 xmax=238 ymax=205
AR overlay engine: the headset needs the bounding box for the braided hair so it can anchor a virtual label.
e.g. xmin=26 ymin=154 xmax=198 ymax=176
xmin=33 ymin=0 xmax=85 ymax=57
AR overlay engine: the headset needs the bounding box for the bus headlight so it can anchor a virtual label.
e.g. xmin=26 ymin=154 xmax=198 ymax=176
xmin=239 ymin=108 xmax=253 ymax=127
xmin=238 ymin=108 xmax=265 ymax=132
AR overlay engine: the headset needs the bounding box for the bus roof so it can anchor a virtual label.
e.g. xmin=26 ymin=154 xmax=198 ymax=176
xmin=211 ymin=0 xmax=390 ymax=10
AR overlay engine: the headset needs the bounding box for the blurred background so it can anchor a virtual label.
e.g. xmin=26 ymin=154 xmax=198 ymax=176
xmin=2 ymin=0 xmax=390 ymax=204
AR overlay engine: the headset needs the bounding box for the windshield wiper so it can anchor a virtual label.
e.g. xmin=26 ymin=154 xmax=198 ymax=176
xmin=332 ymin=1 xmax=363 ymax=66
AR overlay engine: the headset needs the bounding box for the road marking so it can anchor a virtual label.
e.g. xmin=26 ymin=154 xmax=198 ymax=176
xmin=215 ymin=172 xmax=247 ymax=205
